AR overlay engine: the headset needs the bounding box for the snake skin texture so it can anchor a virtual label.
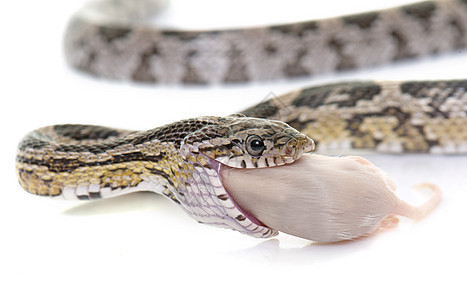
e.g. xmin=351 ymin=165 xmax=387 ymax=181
xmin=65 ymin=0 xmax=467 ymax=84
xmin=241 ymin=80 xmax=467 ymax=154
xmin=16 ymin=116 xmax=314 ymax=237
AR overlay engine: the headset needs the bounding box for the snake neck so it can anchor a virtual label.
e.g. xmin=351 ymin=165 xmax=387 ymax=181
xmin=178 ymin=149 xmax=276 ymax=237
xmin=16 ymin=118 xmax=216 ymax=193
xmin=15 ymin=118 xmax=215 ymax=196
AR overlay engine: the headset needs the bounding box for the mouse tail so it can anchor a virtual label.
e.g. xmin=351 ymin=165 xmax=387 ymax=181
xmin=395 ymin=183 xmax=442 ymax=221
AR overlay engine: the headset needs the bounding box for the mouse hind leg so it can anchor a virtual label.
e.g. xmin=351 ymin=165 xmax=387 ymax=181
xmin=377 ymin=215 xmax=400 ymax=232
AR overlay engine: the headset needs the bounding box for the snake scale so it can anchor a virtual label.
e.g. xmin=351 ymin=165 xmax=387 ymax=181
xmin=16 ymin=0 xmax=467 ymax=238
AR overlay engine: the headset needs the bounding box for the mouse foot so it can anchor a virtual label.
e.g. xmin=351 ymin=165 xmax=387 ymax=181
xmin=377 ymin=215 xmax=400 ymax=232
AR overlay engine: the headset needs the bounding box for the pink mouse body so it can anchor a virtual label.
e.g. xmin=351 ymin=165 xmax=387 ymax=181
xmin=221 ymin=154 xmax=441 ymax=242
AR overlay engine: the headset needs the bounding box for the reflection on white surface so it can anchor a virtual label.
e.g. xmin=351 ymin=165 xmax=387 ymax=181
xmin=231 ymin=237 xmax=377 ymax=266
xmin=63 ymin=192 xmax=169 ymax=216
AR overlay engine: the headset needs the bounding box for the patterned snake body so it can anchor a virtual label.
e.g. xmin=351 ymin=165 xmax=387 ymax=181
xmin=242 ymin=80 xmax=467 ymax=154
xmin=16 ymin=116 xmax=314 ymax=237
xmin=15 ymin=0 xmax=467 ymax=238
xmin=65 ymin=0 xmax=467 ymax=84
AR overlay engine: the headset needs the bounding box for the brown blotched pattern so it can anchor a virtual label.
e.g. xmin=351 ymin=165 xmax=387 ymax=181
xmin=241 ymin=80 xmax=467 ymax=153
xmin=65 ymin=0 xmax=467 ymax=84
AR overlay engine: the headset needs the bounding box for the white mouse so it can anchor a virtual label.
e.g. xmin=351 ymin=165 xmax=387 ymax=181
xmin=221 ymin=154 xmax=441 ymax=242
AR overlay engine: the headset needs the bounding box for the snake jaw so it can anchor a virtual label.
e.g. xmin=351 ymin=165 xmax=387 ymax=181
xmin=180 ymin=116 xmax=315 ymax=169
xmin=178 ymin=150 xmax=278 ymax=238
xmin=174 ymin=116 xmax=318 ymax=237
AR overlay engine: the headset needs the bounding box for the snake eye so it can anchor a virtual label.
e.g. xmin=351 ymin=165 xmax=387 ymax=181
xmin=246 ymin=135 xmax=266 ymax=156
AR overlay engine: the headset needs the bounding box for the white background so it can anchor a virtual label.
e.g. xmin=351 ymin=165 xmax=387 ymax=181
xmin=1 ymin=0 xmax=467 ymax=299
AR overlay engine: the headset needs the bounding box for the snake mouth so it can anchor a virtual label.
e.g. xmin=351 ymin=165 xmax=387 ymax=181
xmin=211 ymin=138 xmax=314 ymax=232
xmin=207 ymin=157 xmax=271 ymax=232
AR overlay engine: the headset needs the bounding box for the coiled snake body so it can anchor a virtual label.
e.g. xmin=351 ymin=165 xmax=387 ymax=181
xmin=16 ymin=0 xmax=467 ymax=238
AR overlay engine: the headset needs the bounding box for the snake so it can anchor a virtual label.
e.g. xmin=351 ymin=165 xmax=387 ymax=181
xmin=66 ymin=0 xmax=467 ymax=83
xmin=16 ymin=0 xmax=467 ymax=238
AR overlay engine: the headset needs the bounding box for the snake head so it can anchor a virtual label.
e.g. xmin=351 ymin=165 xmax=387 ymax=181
xmin=181 ymin=115 xmax=315 ymax=168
